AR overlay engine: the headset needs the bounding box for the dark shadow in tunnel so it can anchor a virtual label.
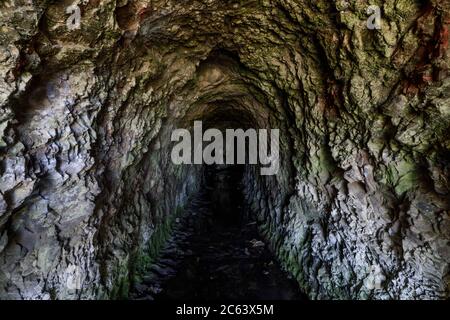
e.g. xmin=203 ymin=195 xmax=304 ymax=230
xmin=139 ymin=160 xmax=307 ymax=300
xmin=130 ymin=51 xmax=307 ymax=299
xmin=204 ymin=164 xmax=245 ymax=227
xmin=130 ymin=113 xmax=308 ymax=299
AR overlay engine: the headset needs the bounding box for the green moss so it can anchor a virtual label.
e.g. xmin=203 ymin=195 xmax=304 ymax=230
xmin=110 ymin=264 xmax=131 ymax=300
xmin=383 ymin=164 xmax=398 ymax=186
xmin=116 ymin=276 xmax=130 ymax=299
xmin=395 ymin=169 xmax=419 ymax=195
xmin=309 ymin=143 xmax=337 ymax=183
xmin=131 ymin=205 xmax=184 ymax=286
xmin=381 ymin=157 xmax=419 ymax=195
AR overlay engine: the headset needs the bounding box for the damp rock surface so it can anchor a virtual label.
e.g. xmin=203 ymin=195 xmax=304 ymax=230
xmin=131 ymin=168 xmax=306 ymax=300
xmin=0 ymin=0 xmax=449 ymax=300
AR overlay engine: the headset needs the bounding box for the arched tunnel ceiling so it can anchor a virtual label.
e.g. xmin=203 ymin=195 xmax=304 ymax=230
xmin=0 ymin=0 xmax=449 ymax=300
xmin=173 ymin=49 xmax=273 ymax=129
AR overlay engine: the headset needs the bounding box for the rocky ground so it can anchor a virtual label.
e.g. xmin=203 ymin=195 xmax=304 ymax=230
xmin=131 ymin=167 xmax=306 ymax=300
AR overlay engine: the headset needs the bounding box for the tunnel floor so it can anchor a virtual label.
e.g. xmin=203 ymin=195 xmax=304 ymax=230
xmin=130 ymin=167 xmax=306 ymax=300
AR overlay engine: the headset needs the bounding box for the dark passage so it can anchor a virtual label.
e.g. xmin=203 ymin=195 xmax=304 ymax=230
xmin=131 ymin=166 xmax=305 ymax=300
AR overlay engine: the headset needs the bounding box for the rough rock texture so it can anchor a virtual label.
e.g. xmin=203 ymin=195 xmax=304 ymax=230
xmin=0 ymin=0 xmax=449 ymax=299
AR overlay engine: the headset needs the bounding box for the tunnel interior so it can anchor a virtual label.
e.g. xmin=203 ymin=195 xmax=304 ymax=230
xmin=129 ymin=160 xmax=307 ymax=300
xmin=0 ymin=0 xmax=449 ymax=300
xmin=206 ymin=164 xmax=245 ymax=226
xmin=125 ymin=49 xmax=303 ymax=298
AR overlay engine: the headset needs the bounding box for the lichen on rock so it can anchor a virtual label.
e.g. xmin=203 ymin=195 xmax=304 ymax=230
xmin=0 ymin=0 xmax=448 ymax=300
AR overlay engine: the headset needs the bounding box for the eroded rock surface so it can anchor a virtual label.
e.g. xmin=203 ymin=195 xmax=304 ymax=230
xmin=0 ymin=0 xmax=449 ymax=299
xmin=130 ymin=169 xmax=305 ymax=300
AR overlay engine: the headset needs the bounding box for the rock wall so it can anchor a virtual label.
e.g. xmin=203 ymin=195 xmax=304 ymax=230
xmin=0 ymin=0 xmax=449 ymax=299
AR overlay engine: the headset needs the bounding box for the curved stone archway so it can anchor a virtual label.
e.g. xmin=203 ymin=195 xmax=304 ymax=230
xmin=0 ymin=0 xmax=448 ymax=300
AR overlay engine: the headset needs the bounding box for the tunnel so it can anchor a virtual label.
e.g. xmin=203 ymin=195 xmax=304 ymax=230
xmin=0 ymin=0 xmax=449 ymax=301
